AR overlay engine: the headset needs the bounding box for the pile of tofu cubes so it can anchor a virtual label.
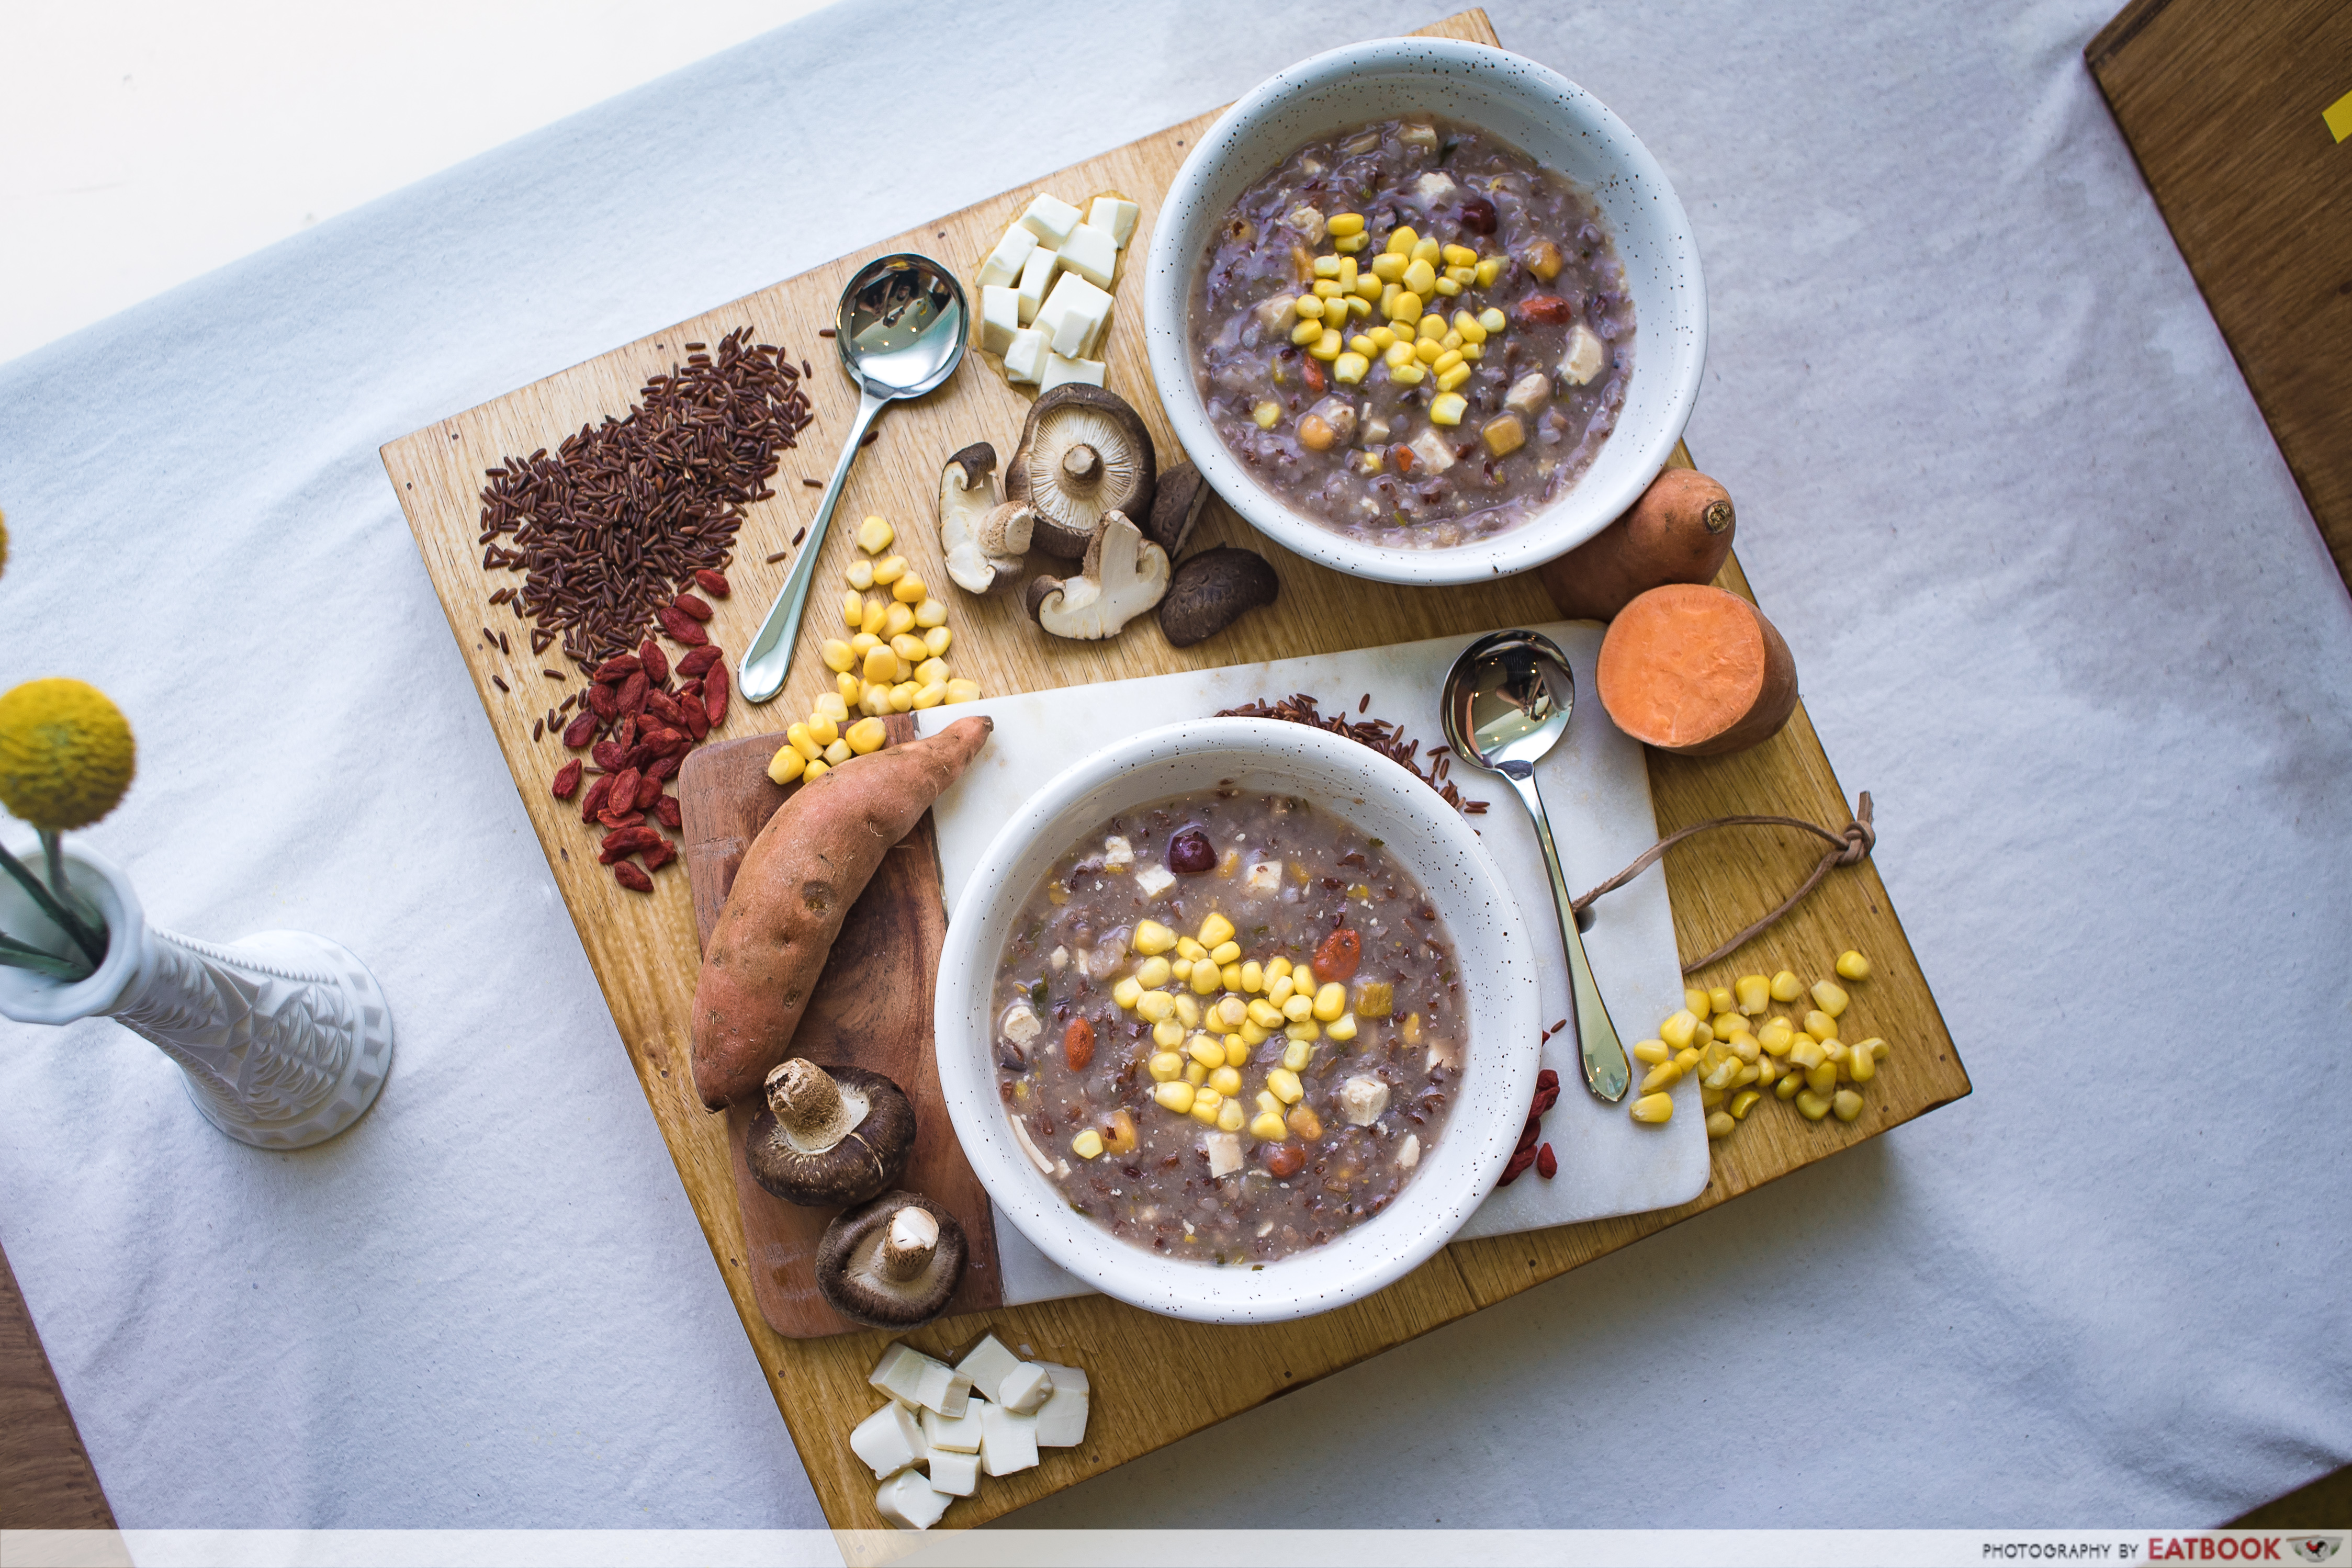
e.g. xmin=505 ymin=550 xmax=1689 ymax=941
xmin=975 ymin=191 xmax=1141 ymax=393
xmin=852 ymin=1333 xmax=1090 ymax=1530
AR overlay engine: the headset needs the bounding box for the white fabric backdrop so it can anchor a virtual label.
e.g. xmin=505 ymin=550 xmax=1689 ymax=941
xmin=1 ymin=0 xmax=2346 ymax=1533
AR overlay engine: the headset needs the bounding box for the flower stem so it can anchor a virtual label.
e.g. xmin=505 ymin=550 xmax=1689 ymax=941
xmin=0 ymin=930 xmax=91 ymax=981
xmin=0 ymin=840 xmax=108 ymax=967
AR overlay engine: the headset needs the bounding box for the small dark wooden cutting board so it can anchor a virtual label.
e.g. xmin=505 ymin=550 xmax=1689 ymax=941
xmin=678 ymin=717 xmax=1003 ymax=1339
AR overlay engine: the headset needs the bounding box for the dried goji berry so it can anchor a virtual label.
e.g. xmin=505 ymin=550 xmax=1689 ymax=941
xmin=656 ymin=605 xmax=709 ymax=646
xmin=632 ymin=772 xmax=662 ymax=810
xmin=591 ymin=653 xmax=640 ymax=682
xmin=1516 ymin=1114 xmax=1543 ymax=1153
xmin=1516 ymin=294 xmax=1573 ymax=324
xmin=609 ymin=767 xmax=641 ymax=811
xmin=618 ymin=670 xmax=649 ymax=717
xmin=592 ymin=739 xmax=625 ymax=771
xmin=1536 ymin=1143 xmax=1557 ymax=1180
xmin=703 ymin=662 xmax=729 ymax=726
xmin=638 ymin=638 xmax=669 ymax=685
xmin=676 ymin=646 xmax=722 ymax=678
xmin=550 ymin=760 xmax=582 ymax=799
xmin=1312 ymin=928 xmax=1361 ymax=983
xmin=693 ymin=569 xmax=730 ymax=598
xmin=579 ymin=773 xmax=614 ymax=824
xmin=599 ymin=809 xmax=644 ymax=829
xmin=613 ymin=862 xmax=654 ymax=893
xmin=645 ymin=753 xmax=681 ymax=782
xmin=642 ymin=838 xmax=678 ymax=871
xmin=644 ymin=690 xmax=682 ymax=727
xmin=1063 ymin=1018 xmax=1095 ymax=1072
xmin=1303 ymin=358 xmax=1325 ymax=395
xmin=561 ymin=713 xmax=598 ymax=749
xmin=587 ymin=682 xmax=620 ymax=719
xmin=613 ymin=716 xmax=637 ymax=750
xmin=655 ymin=795 xmax=681 ymax=829
xmin=681 ymin=695 xmax=711 ymax=741
xmin=1498 ymin=1143 xmax=1538 ymax=1185
xmin=673 ymin=592 xmax=714 ymax=622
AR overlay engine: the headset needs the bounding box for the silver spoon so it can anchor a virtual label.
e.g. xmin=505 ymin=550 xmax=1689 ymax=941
xmin=1442 ymin=629 xmax=1631 ymax=1103
xmin=737 ymin=253 xmax=969 ymax=705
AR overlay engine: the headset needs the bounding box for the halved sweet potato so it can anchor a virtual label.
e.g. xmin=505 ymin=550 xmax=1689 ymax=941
xmin=1595 ymin=584 xmax=1797 ymax=757
xmin=1539 ymin=468 xmax=1736 ymax=622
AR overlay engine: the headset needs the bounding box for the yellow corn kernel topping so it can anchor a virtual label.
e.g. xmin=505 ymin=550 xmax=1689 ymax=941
xmin=1728 ymin=1089 xmax=1762 ymax=1120
xmin=1250 ymin=1111 xmax=1287 ymax=1140
xmin=1435 ymin=364 xmax=1471 ymax=393
xmin=1133 ymin=920 xmax=1176 ymax=954
xmin=1326 ymin=1012 xmax=1357 ymax=1041
xmin=1769 ymin=969 xmax=1805 ymax=1003
xmin=1638 ymin=1061 xmax=1681 ymax=1095
xmin=1154 ymin=1081 xmax=1195 ymax=1114
xmin=1804 ymin=1009 xmax=1839 ymax=1042
xmin=1333 ymin=352 xmax=1370 ymax=385
xmin=1266 ymin=1068 xmax=1303 ymax=1104
xmin=1430 ymin=391 xmax=1467 ymax=425
xmin=1328 ymin=212 xmax=1365 ymax=236
xmin=845 ymin=717 xmax=887 ymax=754
xmin=1735 ymin=974 xmax=1770 ymax=1014
xmin=1386 ymin=224 xmax=1419 ymax=255
xmin=767 ymin=745 xmax=804 ymax=785
xmin=1811 ymin=979 xmax=1850 ymax=1018
xmin=1836 ymin=950 xmax=1873 ymax=982
xmin=854 ymin=515 xmax=894 ymax=553
xmin=1631 ymin=1039 xmax=1671 ymax=1065
xmin=1832 ymin=1088 xmax=1864 ymax=1122
xmin=1072 ymin=1129 xmax=1104 ymax=1159
xmin=1146 ymin=1051 xmax=1181 ymax=1081
xmin=1706 ymin=1111 xmax=1736 ymax=1140
xmin=1630 ymin=1092 xmax=1674 ymax=1124
xmin=1208 ymin=1065 xmax=1243 ymax=1098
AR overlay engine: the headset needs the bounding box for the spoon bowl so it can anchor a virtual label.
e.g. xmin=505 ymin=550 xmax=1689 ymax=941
xmin=1442 ymin=630 xmax=1631 ymax=1102
xmin=737 ymin=254 xmax=967 ymax=705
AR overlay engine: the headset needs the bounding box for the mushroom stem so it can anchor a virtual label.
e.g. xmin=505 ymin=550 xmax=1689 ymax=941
xmin=1061 ymin=443 xmax=1100 ymax=483
xmin=879 ymin=1205 xmax=940 ymax=1282
xmin=767 ymin=1058 xmax=854 ymax=1147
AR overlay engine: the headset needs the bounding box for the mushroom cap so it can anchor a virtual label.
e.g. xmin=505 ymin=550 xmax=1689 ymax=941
xmin=815 ymin=1190 xmax=968 ymax=1329
xmin=939 ymin=442 xmax=1021 ymax=595
xmin=1142 ymin=460 xmax=1212 ymax=559
xmin=745 ymin=1063 xmax=916 ymax=1208
xmin=1007 ymin=385 xmax=1156 ymax=558
xmin=1156 ymin=546 xmax=1280 ymax=648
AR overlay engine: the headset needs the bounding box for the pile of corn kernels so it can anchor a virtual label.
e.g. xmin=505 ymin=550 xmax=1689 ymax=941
xmin=1624 ymin=950 xmax=1888 ymax=1140
xmin=767 ymin=515 xmax=981 ymax=786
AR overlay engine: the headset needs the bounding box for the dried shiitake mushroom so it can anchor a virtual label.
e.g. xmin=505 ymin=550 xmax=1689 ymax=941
xmin=1007 ymin=385 xmax=1156 ymax=558
xmin=745 ymin=1059 xmax=916 ymax=1208
xmin=1157 ymin=547 xmax=1279 ymax=648
xmin=816 ymin=1190 xmax=967 ymax=1329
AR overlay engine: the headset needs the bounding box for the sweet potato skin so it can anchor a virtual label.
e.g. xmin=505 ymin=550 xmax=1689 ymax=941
xmin=1596 ymin=584 xmax=1798 ymax=757
xmin=1539 ymin=468 xmax=1736 ymax=622
xmin=691 ymin=715 xmax=993 ymax=1109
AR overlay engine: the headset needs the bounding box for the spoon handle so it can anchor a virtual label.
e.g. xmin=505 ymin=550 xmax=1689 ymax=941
xmin=1505 ymin=768 xmax=1632 ymax=1103
xmin=736 ymin=387 xmax=885 ymax=705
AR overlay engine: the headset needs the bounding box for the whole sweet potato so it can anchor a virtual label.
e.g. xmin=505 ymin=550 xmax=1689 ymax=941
xmin=1539 ymin=467 xmax=1736 ymax=622
xmin=690 ymin=715 xmax=993 ymax=1109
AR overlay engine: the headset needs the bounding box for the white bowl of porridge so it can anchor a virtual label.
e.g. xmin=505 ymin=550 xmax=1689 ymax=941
xmin=1143 ymin=38 xmax=1706 ymax=585
xmin=935 ymin=718 xmax=1541 ymax=1324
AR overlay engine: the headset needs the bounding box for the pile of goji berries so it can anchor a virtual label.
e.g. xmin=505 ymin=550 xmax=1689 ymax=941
xmin=547 ymin=569 xmax=733 ymax=893
xmin=1499 ymin=1066 xmax=1562 ymax=1185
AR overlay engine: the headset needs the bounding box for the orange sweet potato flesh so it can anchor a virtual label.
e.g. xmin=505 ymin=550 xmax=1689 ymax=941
xmin=1539 ymin=468 xmax=1736 ymax=622
xmin=1595 ymin=584 xmax=1798 ymax=757
xmin=691 ymin=715 xmax=993 ymax=1109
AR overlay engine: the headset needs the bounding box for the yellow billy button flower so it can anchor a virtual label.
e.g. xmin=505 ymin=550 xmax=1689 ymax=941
xmin=0 ymin=679 xmax=136 ymax=830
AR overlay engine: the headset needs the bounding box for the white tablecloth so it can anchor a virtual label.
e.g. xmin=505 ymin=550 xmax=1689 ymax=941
xmin=2 ymin=0 xmax=2346 ymax=1533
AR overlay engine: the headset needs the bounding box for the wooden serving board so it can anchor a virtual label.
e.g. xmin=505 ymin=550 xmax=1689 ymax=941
xmin=676 ymin=719 xmax=1003 ymax=1338
xmin=381 ymin=9 xmax=1972 ymax=1533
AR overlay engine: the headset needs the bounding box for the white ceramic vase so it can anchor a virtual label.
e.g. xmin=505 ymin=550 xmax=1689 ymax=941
xmin=0 ymin=838 xmax=392 ymax=1149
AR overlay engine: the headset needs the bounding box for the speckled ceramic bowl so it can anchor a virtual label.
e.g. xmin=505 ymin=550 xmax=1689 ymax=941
xmin=935 ymin=718 xmax=1540 ymax=1324
xmin=1143 ymin=38 xmax=1706 ymax=586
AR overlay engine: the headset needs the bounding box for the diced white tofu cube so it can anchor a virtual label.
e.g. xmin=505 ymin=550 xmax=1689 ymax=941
xmin=1037 ymin=272 xmax=1113 ymax=359
xmin=1415 ymin=171 xmax=1458 ymax=202
xmin=1017 ymin=193 xmax=1083 ymax=247
xmin=1253 ymin=293 xmax=1300 ymax=336
xmin=1561 ymin=323 xmax=1606 ymax=386
xmin=1032 ymin=1364 xmax=1090 ymax=1448
xmin=850 ymin=1401 xmax=926 ymax=1480
xmin=925 ymin=1449 xmax=980 ymax=1497
xmin=1243 ymin=861 xmax=1281 ymax=894
xmin=1134 ymin=863 xmax=1175 ymax=898
xmin=997 ymin=1362 xmax=1052 ymax=1414
xmin=1408 ymin=428 xmax=1458 ymax=473
xmin=1399 ymin=1133 xmax=1422 ymax=1169
xmin=977 ymin=224 xmax=1037 ymax=290
xmin=1015 ymin=245 xmax=1057 ymax=324
xmin=979 ymin=1402 xmax=1041 ymax=1476
xmin=875 ymin=1467 xmax=950 ymax=1530
xmin=869 ymin=1343 xmax=944 ymax=1409
xmin=918 ymin=1365 xmax=973 ymax=1417
xmin=1039 ymin=353 xmax=1105 ymax=392
xmin=954 ymin=1334 xmax=1026 ymax=1397
xmin=1056 ymin=222 xmax=1120 ymax=290
xmin=980 ymin=286 xmax=1021 ymax=355
xmin=1339 ymin=1074 xmax=1391 ymax=1126
xmin=1102 ymin=835 xmax=1134 ymax=868
xmin=1088 ymin=196 xmax=1139 ymax=247
xmin=1001 ymin=328 xmax=1051 ymax=386
xmin=1203 ymin=1130 xmax=1243 ymax=1178
xmin=921 ymin=1400 xmax=985 ymax=1455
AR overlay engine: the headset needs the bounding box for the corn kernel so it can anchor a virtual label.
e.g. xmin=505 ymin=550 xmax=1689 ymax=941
xmin=1383 ymin=341 xmax=1417 ymax=370
xmin=913 ymin=657 xmax=949 ymax=687
xmin=1386 ymin=225 xmax=1419 ymax=255
xmin=856 ymin=643 xmax=894 ymax=685
xmin=1313 ymin=254 xmax=1342 ymax=279
xmin=1190 ymin=963 xmax=1223 ymax=995
xmin=1329 ymin=212 xmax=1364 ymax=237
xmin=1253 ymin=400 xmax=1281 ymax=428
xmin=1832 ymin=1088 xmax=1864 ymax=1122
xmin=1731 ymin=1062 xmax=1760 ymax=1090
xmin=1176 ymin=936 xmax=1206 ymax=962
xmin=1811 ymin=980 xmax=1850 ymax=1018
xmin=1729 ymin=1089 xmax=1761 ymax=1120
xmin=1794 ymin=1088 xmax=1830 ymax=1121
xmin=1631 ymin=1039 xmax=1671 ymax=1066
xmin=845 ymin=717 xmax=887 ymax=754
xmin=785 ymin=722 xmax=820 ymax=761
xmin=1239 ymin=961 xmax=1264 ymax=993
xmin=1386 ymin=290 xmax=1423 ymax=325
xmin=1435 ymin=364 xmax=1471 ymax=393
xmin=1440 ymin=243 xmax=1477 ymax=267
xmin=1475 ymin=258 xmax=1503 ymax=289
xmin=1310 ymin=329 xmax=1343 ymax=360
xmin=1433 ymin=278 xmax=1460 ymax=296
xmin=1209 ymin=941 xmax=1241 ymax=967
xmin=1804 ymin=1010 xmax=1839 ymax=1042
xmin=1267 ymin=1068 xmax=1303 ymax=1104
xmin=1710 ymin=1011 xmax=1743 ymax=1041
xmin=1284 ymin=1020 xmax=1318 ymax=1043
xmin=1132 ymin=955 xmax=1169 ymax=990
xmin=1276 ymin=1038 xmax=1311 ymax=1073
xmin=1836 ymin=950 xmax=1873 ymax=983
xmin=1701 ymin=1040 xmax=1729 ymax=1074
xmin=1307 ymin=981 xmax=1345 ymax=1022
xmin=767 ymin=745 xmax=804 ymax=784
xmin=1703 ymin=1057 xmax=1739 ymax=1092
xmin=1332 ymin=351 xmax=1370 ymax=385
xmin=1240 ymin=1020 xmax=1268 ymax=1046
xmin=1281 ymin=993 xmax=1315 ymax=1023
xmin=871 ymin=555 xmax=907 ymax=587
xmin=1726 ymin=1031 xmax=1760 ymax=1064
xmin=1682 ymin=986 xmax=1712 ymax=1018
xmin=1402 ymin=258 xmax=1437 ymax=296
xmin=1774 ymin=1073 xmax=1800 ymax=1101
xmin=853 ymin=515 xmax=894 ymax=554
xmin=1788 ymin=1039 xmax=1825 ymax=1070
xmin=943 ymin=678 xmax=981 ymax=704
xmin=1210 ymin=1098 xmax=1243 ymax=1133
xmin=1769 ymin=969 xmax=1804 ymax=1003
xmin=821 ymin=639 xmax=854 ymax=673
xmin=1734 ymin=974 xmax=1770 ymax=1015
xmin=848 ymin=560 xmax=877 ymax=593
xmin=924 ymin=625 xmax=953 ymax=658
xmin=1295 ymin=294 xmax=1326 ymax=321
xmin=1224 ymin=1036 xmax=1250 ymax=1067
xmin=1805 ymin=1061 xmax=1838 ymax=1096
xmin=1409 ymin=235 xmax=1440 ymax=264
xmin=1430 ymin=391 xmax=1467 ymax=425
xmin=1756 ymin=1054 xmax=1781 ymax=1086
xmin=1133 ymin=920 xmax=1175 ymax=954
xmin=1146 ymin=1019 xmax=1179 ymax=1050
xmin=1221 ymin=962 xmax=1243 ymax=989
xmin=1458 ymin=340 xmax=1481 ymax=360
xmin=1638 ymin=1061 xmax=1681 ymax=1095
xmin=1334 ymin=232 xmax=1367 ymax=253
xmin=1143 ymin=1052 xmax=1181 ymax=1083
xmin=1856 ymin=1036 xmax=1889 ymax=1062
xmin=1706 ymin=1111 xmax=1736 ymax=1140
xmin=1248 ymin=1111 xmax=1287 ymax=1140
xmin=1673 ymin=1046 xmax=1701 ymax=1074
xmin=1169 ymin=958 xmax=1191 ymax=982
xmin=1660 ymin=1009 xmax=1703 ymax=1050
xmin=1758 ymin=1018 xmax=1794 ymax=1055
xmin=1289 ymin=318 xmax=1323 ymax=347
xmin=1847 ymin=1045 xmax=1876 ymax=1084
xmin=1135 ymin=990 xmax=1175 ymax=1023
xmin=1112 ymin=976 xmax=1144 ymax=1010
xmin=1153 ymin=1081 xmax=1195 ymax=1114
xmin=883 ymin=603 xmax=915 ymax=639
xmin=1444 ymin=264 xmax=1475 ymax=286
xmin=834 ymin=672 xmax=859 ymax=704
xmin=1201 ymin=915 xmax=1237 ymax=957
xmin=1326 ymin=1012 xmax=1357 ymax=1042
xmin=1265 ymin=974 xmax=1294 ymax=1007
xmin=1411 ymin=336 xmax=1443 ymax=365
xmin=888 ymin=634 xmax=925 ymax=668
xmin=1185 ymin=1059 xmax=1207 ymax=1086
xmin=859 ymin=600 xmax=887 ymax=637
xmin=912 ymin=596 xmax=948 ymax=628
xmin=1389 ymin=361 xmax=1426 ymax=386
xmin=1208 ymin=1065 xmax=1243 ymax=1098
xmin=1630 ymin=1092 xmax=1674 ymax=1124
xmin=1371 ymin=253 xmax=1406 ymax=283
xmin=1246 ymin=998 xmax=1285 ymax=1030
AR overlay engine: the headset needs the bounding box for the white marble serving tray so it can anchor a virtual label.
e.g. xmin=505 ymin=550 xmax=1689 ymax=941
xmin=914 ymin=622 xmax=1707 ymax=1306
